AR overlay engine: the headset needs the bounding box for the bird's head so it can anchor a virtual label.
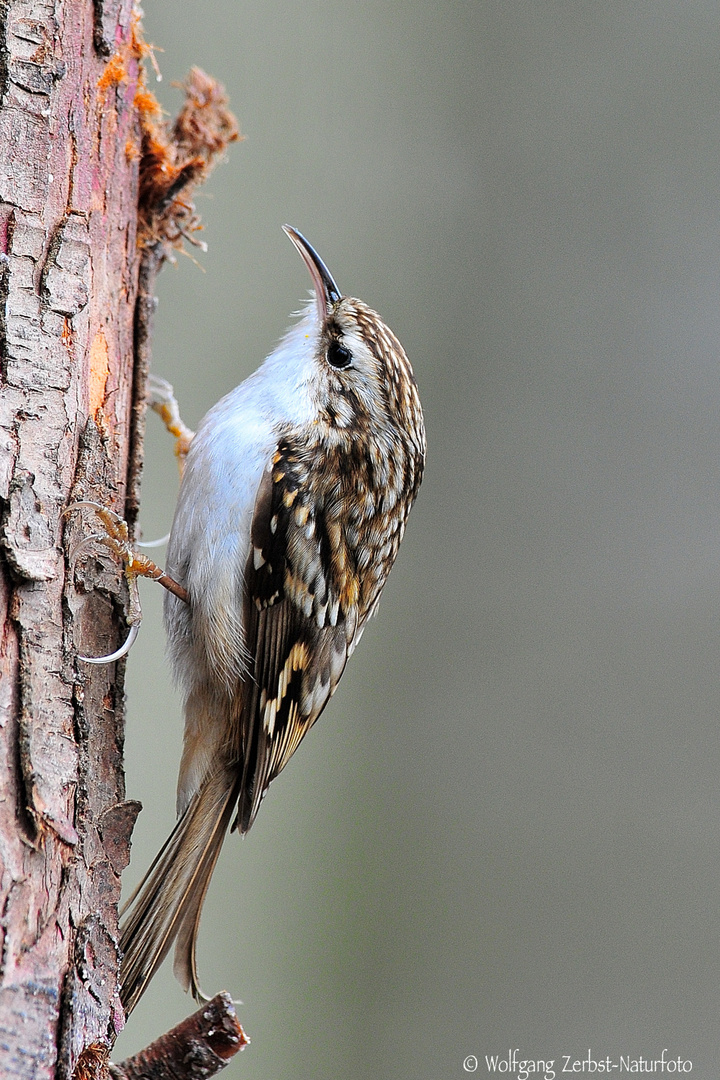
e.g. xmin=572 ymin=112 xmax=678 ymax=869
xmin=281 ymin=225 xmax=425 ymax=466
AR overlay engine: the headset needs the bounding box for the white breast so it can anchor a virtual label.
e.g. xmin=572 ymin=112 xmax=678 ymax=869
xmin=164 ymin=304 xmax=320 ymax=699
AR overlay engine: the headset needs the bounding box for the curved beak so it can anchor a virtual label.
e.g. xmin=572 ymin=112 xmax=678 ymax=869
xmin=283 ymin=225 xmax=342 ymax=322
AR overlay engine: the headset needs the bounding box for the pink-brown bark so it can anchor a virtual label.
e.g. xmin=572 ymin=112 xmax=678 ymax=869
xmin=0 ymin=2 xmax=239 ymax=1072
xmin=0 ymin=1 xmax=143 ymax=1075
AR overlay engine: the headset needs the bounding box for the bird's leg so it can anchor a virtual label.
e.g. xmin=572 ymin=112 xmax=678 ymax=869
xmin=64 ymin=501 xmax=189 ymax=664
xmin=66 ymin=501 xmax=189 ymax=604
xmin=136 ymin=376 xmax=196 ymax=550
xmin=148 ymin=375 xmax=195 ymax=478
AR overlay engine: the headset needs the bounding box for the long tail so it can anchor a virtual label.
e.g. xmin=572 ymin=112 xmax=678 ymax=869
xmin=119 ymin=765 xmax=239 ymax=1015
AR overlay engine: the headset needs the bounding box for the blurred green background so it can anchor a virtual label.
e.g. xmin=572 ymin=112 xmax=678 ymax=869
xmin=115 ymin=2 xmax=720 ymax=1076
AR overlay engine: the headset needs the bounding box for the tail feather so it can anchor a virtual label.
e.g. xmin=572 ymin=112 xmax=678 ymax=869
xmin=119 ymin=766 xmax=238 ymax=1015
xmin=172 ymin=812 xmax=231 ymax=997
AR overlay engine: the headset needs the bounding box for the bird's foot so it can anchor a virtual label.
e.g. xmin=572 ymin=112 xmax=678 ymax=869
xmin=148 ymin=375 xmax=195 ymax=474
xmin=133 ymin=376 xmax=195 ymax=550
xmin=64 ymin=501 xmax=189 ymax=664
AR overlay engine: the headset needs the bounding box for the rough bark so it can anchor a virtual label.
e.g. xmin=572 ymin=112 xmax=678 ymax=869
xmin=0 ymin=2 xmax=239 ymax=1077
xmin=109 ymin=993 xmax=249 ymax=1080
xmin=0 ymin=0 xmax=142 ymax=1075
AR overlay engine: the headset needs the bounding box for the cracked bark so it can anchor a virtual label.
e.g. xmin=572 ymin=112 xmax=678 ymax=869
xmin=0 ymin=0 xmax=143 ymax=1075
xmin=0 ymin=1 xmax=240 ymax=1072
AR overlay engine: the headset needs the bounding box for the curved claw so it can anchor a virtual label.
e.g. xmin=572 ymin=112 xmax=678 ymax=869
xmin=65 ymin=501 xmax=144 ymax=662
xmin=63 ymin=500 xmax=125 ymax=526
xmin=68 ymin=533 xmax=106 ymax=575
xmin=138 ymin=531 xmax=171 ymax=549
xmin=147 ymin=374 xmax=175 ymax=407
xmin=78 ymin=621 xmax=140 ymax=665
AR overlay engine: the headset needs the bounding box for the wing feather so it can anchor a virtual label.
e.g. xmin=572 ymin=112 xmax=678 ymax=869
xmin=232 ymin=443 xmax=356 ymax=833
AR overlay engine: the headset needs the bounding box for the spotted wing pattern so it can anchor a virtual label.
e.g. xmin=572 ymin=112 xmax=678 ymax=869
xmin=232 ymin=439 xmax=357 ymax=832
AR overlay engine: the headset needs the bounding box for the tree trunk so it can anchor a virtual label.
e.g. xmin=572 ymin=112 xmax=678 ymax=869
xmin=0 ymin=3 xmax=240 ymax=1077
xmin=0 ymin=0 xmax=142 ymax=1074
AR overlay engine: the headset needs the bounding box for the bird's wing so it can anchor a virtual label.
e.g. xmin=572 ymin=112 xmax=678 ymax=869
xmin=231 ymin=440 xmax=359 ymax=833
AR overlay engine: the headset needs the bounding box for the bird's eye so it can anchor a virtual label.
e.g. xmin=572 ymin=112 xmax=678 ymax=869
xmin=327 ymin=340 xmax=352 ymax=369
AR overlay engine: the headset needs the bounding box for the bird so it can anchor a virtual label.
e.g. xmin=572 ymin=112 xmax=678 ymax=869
xmin=118 ymin=225 xmax=426 ymax=1015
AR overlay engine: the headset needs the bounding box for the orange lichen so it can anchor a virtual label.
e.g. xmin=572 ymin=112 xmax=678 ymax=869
xmin=88 ymin=330 xmax=109 ymax=416
xmin=61 ymin=317 xmax=73 ymax=354
xmin=118 ymin=11 xmax=239 ymax=251
xmin=134 ymin=67 xmax=241 ymax=249
xmin=129 ymin=9 xmax=155 ymax=70
xmin=97 ymin=51 xmax=128 ymax=95
xmin=133 ymin=84 xmax=163 ymax=124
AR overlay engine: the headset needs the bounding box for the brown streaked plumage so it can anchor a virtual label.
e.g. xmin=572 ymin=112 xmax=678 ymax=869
xmin=119 ymin=228 xmax=425 ymax=1014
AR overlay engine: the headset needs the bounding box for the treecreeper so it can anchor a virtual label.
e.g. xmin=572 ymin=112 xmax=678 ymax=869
xmin=86 ymin=227 xmax=426 ymax=1014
